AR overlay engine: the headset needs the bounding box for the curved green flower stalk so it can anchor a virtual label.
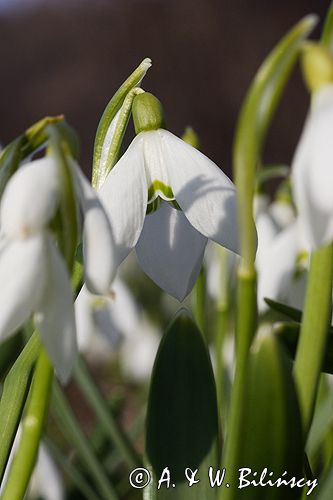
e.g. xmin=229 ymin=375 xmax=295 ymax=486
xmin=221 ymin=15 xmax=317 ymax=500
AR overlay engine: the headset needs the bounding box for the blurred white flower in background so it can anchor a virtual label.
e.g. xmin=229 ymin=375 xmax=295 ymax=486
xmin=292 ymin=84 xmax=333 ymax=249
xmin=254 ymin=193 xmax=309 ymax=312
xmin=76 ymin=277 xmax=160 ymax=382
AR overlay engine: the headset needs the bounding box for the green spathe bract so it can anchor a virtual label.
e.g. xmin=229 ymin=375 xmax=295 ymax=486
xmin=132 ymin=92 xmax=166 ymax=134
xmin=145 ymin=310 xmax=219 ymax=499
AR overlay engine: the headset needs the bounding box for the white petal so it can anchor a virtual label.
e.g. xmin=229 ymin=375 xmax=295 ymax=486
xmin=141 ymin=131 xmax=174 ymax=202
xmin=257 ymin=223 xmax=307 ymax=312
xmin=0 ymin=235 xmax=47 ymax=341
xmin=136 ymin=202 xmax=207 ymax=301
xmin=0 ymin=157 xmax=59 ymax=237
xmin=255 ymin=212 xmax=279 ymax=273
xmin=309 ymin=85 xmax=333 ymax=212
xmin=159 ymin=129 xmax=239 ymax=253
xmin=98 ymin=136 xmax=148 ymax=266
xmin=74 ymin=285 xmax=96 ymax=352
xmin=292 ymin=112 xmax=333 ymax=249
xmin=75 ymin=278 xmax=141 ymax=352
xmin=120 ymin=317 xmax=160 ymax=382
xmin=70 ymin=161 xmax=117 ymax=294
xmin=35 ymin=235 xmax=77 ymax=383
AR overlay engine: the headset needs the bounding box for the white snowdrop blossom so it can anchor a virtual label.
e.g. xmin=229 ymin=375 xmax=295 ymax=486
xmin=75 ymin=277 xmax=160 ymax=381
xmin=253 ymin=193 xmax=308 ymax=312
xmin=99 ymin=128 xmax=238 ymax=301
xmin=292 ymin=84 xmax=333 ymax=249
xmin=0 ymin=156 xmax=116 ymax=381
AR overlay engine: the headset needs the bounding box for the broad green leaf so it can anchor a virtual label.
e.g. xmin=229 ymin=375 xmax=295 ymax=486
xmin=145 ymin=310 xmax=219 ymax=499
xmin=233 ymin=332 xmax=303 ymax=500
xmin=314 ymin=461 xmax=333 ymax=500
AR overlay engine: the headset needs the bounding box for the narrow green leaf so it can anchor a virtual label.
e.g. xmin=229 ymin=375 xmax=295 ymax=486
xmin=0 ymin=137 xmax=24 ymax=198
xmin=233 ymin=332 xmax=304 ymax=500
xmin=47 ymin=123 xmax=78 ymax=271
xmin=233 ymin=14 xmax=317 ymax=269
xmin=0 ymin=331 xmax=24 ymax=381
xmin=145 ymin=310 xmax=219 ymax=499
xmin=274 ymin=322 xmax=333 ymax=374
xmin=0 ymin=333 xmax=41 ymax=482
xmin=264 ymin=298 xmax=302 ymax=322
xmin=321 ymin=2 xmax=333 ymax=53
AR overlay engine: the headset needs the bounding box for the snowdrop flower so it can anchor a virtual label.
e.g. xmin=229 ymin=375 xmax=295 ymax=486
xmin=253 ymin=192 xmax=307 ymax=312
xmin=292 ymin=44 xmax=333 ymax=249
xmin=257 ymin=220 xmax=309 ymax=312
xmin=76 ymin=277 xmax=140 ymax=352
xmin=0 ymin=155 xmax=115 ymax=381
xmin=75 ymin=277 xmax=160 ymax=381
xmin=99 ymin=92 xmax=239 ymax=301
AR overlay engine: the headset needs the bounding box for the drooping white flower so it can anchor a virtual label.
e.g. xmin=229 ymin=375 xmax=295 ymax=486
xmin=0 ymin=155 xmax=116 ymax=381
xmin=256 ymin=220 xmax=309 ymax=312
xmin=292 ymin=84 xmax=333 ymax=249
xmin=98 ymin=95 xmax=238 ymax=301
xmin=252 ymin=192 xmax=307 ymax=312
xmin=75 ymin=277 xmax=160 ymax=382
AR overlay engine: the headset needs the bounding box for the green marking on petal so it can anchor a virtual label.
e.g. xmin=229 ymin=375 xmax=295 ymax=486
xmin=146 ymin=197 xmax=162 ymax=214
xmin=147 ymin=180 xmax=175 ymax=203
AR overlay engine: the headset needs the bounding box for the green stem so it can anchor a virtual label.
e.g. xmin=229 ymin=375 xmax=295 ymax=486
xmin=220 ymin=270 xmax=256 ymax=500
xmin=293 ymin=244 xmax=333 ymax=437
xmin=74 ymin=356 xmax=141 ymax=470
xmin=0 ymin=332 xmax=41 ymax=483
xmin=215 ymin=306 xmax=229 ymax=434
xmin=193 ymin=265 xmax=206 ymax=335
xmin=1 ymin=349 xmax=53 ymax=500
xmin=51 ymin=381 xmax=118 ymax=500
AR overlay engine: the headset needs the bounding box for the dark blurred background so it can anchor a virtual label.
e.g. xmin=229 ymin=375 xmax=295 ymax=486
xmin=0 ymin=0 xmax=330 ymax=178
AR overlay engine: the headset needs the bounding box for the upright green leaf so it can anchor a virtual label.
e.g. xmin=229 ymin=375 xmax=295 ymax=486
xmin=321 ymin=2 xmax=333 ymax=54
xmin=145 ymin=310 xmax=219 ymax=499
xmin=234 ymin=332 xmax=304 ymax=500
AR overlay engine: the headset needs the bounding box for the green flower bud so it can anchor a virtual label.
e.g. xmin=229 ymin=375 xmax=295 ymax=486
xmin=302 ymin=42 xmax=333 ymax=93
xmin=181 ymin=126 xmax=200 ymax=149
xmin=132 ymin=92 xmax=165 ymax=134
